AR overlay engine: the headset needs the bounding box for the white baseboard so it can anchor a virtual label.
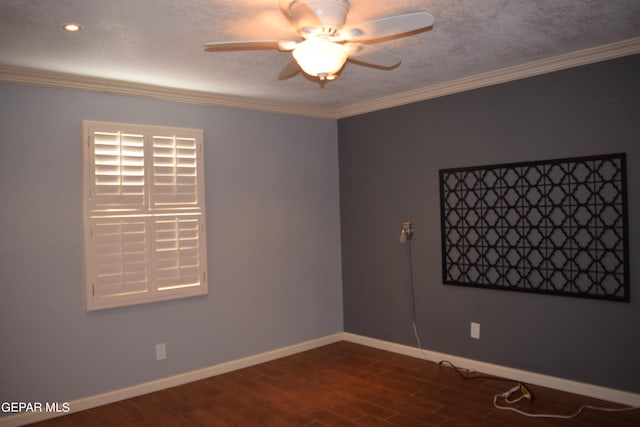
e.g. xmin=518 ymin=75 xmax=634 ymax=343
xmin=0 ymin=333 xmax=343 ymax=427
xmin=3 ymin=331 xmax=638 ymax=426
xmin=342 ymin=332 xmax=640 ymax=407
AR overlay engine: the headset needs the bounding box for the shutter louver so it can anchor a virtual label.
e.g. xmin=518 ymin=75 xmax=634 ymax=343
xmin=91 ymin=219 xmax=150 ymax=300
xmin=83 ymin=121 xmax=207 ymax=311
xmin=153 ymin=217 xmax=202 ymax=290
xmin=152 ymin=135 xmax=199 ymax=208
xmin=92 ymin=131 xmax=146 ymax=211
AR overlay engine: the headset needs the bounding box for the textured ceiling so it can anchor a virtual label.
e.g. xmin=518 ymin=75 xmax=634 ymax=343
xmin=1 ymin=0 xmax=639 ymax=111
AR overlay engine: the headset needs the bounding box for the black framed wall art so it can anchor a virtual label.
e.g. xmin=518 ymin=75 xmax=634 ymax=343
xmin=439 ymin=153 xmax=629 ymax=301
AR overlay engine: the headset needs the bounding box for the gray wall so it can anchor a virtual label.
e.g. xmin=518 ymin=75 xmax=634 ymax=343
xmin=339 ymin=55 xmax=640 ymax=393
xmin=0 ymin=85 xmax=343 ymax=403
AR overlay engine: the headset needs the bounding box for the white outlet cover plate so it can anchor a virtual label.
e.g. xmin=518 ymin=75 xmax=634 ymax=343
xmin=155 ymin=343 xmax=167 ymax=360
xmin=470 ymin=322 xmax=480 ymax=339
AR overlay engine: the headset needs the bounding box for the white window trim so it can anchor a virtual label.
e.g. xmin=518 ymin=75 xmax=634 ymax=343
xmin=82 ymin=120 xmax=208 ymax=311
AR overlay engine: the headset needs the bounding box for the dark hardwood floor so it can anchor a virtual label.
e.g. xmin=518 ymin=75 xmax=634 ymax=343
xmin=29 ymin=341 xmax=640 ymax=426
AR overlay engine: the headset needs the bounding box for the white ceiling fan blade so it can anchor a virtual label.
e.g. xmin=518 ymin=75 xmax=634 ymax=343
xmin=204 ymin=40 xmax=296 ymax=52
xmin=341 ymin=12 xmax=434 ymax=42
xmin=348 ymin=45 xmax=401 ymax=69
xmin=278 ymin=60 xmax=301 ymax=80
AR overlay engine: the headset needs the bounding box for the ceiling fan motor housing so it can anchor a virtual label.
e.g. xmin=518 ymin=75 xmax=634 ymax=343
xmin=288 ymin=0 xmax=350 ymax=35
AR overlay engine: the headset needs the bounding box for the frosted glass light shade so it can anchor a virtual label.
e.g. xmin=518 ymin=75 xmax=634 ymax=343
xmin=292 ymin=39 xmax=349 ymax=79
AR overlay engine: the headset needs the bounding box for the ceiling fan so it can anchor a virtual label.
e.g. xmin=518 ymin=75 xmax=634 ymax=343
xmin=204 ymin=0 xmax=434 ymax=82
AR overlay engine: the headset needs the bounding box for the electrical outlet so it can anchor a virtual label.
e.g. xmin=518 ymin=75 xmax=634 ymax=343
xmin=155 ymin=343 xmax=167 ymax=361
xmin=470 ymin=322 xmax=480 ymax=339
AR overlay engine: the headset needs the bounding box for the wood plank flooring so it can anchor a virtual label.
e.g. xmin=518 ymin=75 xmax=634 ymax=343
xmin=28 ymin=341 xmax=640 ymax=426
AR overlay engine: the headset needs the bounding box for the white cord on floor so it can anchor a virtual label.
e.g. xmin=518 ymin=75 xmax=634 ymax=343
xmin=442 ymin=360 xmax=640 ymax=420
xmin=493 ymin=389 xmax=640 ymax=419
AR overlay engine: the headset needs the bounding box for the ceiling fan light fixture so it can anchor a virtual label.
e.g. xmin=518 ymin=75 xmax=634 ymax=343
xmin=292 ymin=38 xmax=349 ymax=79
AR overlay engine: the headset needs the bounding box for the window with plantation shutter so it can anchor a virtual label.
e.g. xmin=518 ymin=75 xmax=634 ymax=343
xmin=83 ymin=121 xmax=207 ymax=311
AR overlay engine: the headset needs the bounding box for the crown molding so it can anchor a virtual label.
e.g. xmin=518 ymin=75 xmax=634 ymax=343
xmin=0 ymin=65 xmax=337 ymax=119
xmin=1 ymin=37 xmax=639 ymax=119
xmin=334 ymin=36 xmax=640 ymax=118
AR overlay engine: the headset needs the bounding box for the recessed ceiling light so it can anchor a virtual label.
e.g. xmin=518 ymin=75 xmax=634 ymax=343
xmin=63 ymin=23 xmax=82 ymax=32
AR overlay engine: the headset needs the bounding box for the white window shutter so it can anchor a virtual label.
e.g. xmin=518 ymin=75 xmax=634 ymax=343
xmin=83 ymin=121 xmax=207 ymax=311
xmin=151 ymin=134 xmax=201 ymax=208
xmin=152 ymin=216 xmax=205 ymax=293
xmin=90 ymin=129 xmax=146 ymax=211
xmin=89 ymin=218 xmax=151 ymax=307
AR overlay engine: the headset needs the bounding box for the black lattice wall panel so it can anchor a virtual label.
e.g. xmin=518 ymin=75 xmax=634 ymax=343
xmin=439 ymin=154 xmax=629 ymax=301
